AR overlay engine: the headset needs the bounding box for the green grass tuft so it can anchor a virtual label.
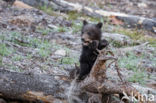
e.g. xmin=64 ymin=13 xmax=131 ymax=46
xmin=12 ymin=54 xmax=23 ymax=61
xmin=57 ymin=26 xmax=68 ymax=32
xmin=67 ymin=11 xmax=81 ymax=20
xmin=60 ymin=57 xmax=78 ymax=65
xmin=38 ymin=5 xmax=57 ymax=16
xmin=128 ymin=70 xmax=147 ymax=84
xmin=37 ymin=40 xmax=51 ymax=58
xmin=36 ymin=27 xmax=52 ymax=35
xmin=118 ymin=52 xmax=140 ymax=71
xmin=72 ymin=22 xmax=82 ymax=33
xmin=0 ymin=43 xmax=13 ymax=56
xmin=0 ymin=43 xmax=14 ymax=66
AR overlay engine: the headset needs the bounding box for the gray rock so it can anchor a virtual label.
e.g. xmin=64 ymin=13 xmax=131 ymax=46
xmin=139 ymin=60 xmax=156 ymax=72
xmin=137 ymin=3 xmax=147 ymax=8
xmin=54 ymin=49 xmax=66 ymax=56
xmin=102 ymin=33 xmax=134 ymax=46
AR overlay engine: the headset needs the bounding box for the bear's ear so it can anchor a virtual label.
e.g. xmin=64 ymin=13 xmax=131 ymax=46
xmin=83 ymin=20 xmax=88 ymax=26
xmin=96 ymin=22 xmax=103 ymax=29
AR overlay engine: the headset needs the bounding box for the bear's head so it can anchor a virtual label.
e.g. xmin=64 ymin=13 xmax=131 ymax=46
xmin=81 ymin=20 xmax=102 ymax=46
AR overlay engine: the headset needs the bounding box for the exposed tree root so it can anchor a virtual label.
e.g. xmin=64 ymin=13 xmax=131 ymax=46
xmin=78 ymin=48 xmax=150 ymax=103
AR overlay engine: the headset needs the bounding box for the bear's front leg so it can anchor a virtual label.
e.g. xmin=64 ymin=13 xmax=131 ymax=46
xmin=77 ymin=63 xmax=90 ymax=80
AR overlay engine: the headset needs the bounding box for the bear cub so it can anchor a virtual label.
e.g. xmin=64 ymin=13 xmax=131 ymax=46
xmin=77 ymin=20 xmax=108 ymax=80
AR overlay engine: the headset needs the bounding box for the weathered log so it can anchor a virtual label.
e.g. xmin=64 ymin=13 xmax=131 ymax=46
xmin=0 ymin=69 xmax=66 ymax=103
xmin=20 ymin=0 xmax=156 ymax=33
xmin=77 ymin=49 xmax=148 ymax=103
xmin=13 ymin=0 xmax=33 ymax=9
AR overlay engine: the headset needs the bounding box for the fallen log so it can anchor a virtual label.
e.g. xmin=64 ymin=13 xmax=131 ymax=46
xmin=13 ymin=0 xmax=33 ymax=9
xmin=77 ymin=49 xmax=149 ymax=103
xmin=20 ymin=0 xmax=156 ymax=33
xmin=0 ymin=69 xmax=66 ymax=103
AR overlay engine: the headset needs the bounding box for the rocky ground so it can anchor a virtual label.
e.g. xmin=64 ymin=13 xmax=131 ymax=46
xmin=0 ymin=0 xmax=156 ymax=103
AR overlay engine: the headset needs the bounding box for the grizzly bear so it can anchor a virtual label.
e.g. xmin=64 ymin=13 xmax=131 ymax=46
xmin=77 ymin=20 xmax=108 ymax=80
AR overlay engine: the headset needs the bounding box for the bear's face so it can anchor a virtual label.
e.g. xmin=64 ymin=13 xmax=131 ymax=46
xmin=81 ymin=20 xmax=102 ymax=46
